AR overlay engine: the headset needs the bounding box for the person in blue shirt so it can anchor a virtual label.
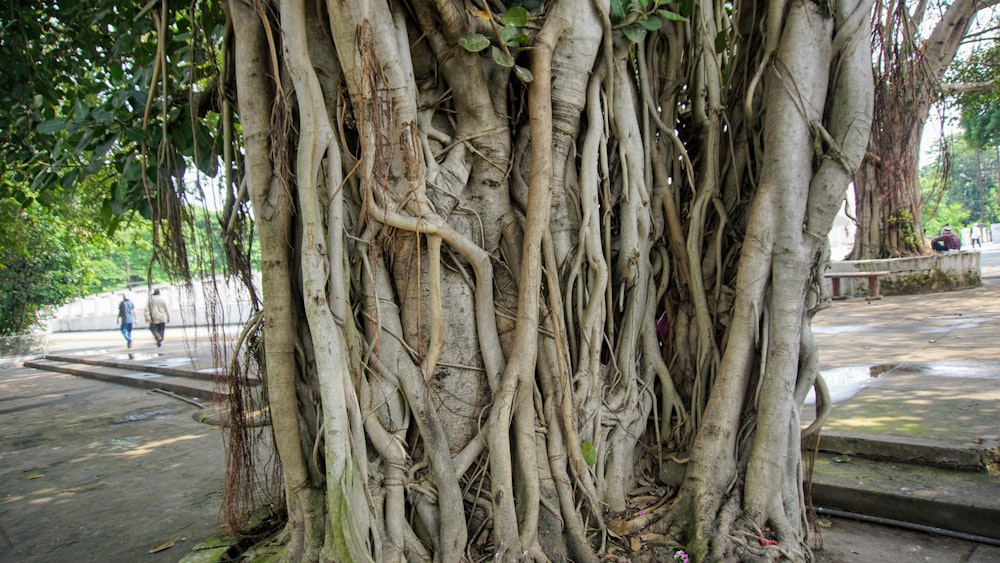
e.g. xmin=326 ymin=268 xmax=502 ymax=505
xmin=117 ymin=295 xmax=136 ymax=348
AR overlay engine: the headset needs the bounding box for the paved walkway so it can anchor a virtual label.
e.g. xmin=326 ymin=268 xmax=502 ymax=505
xmin=807 ymin=243 xmax=1000 ymax=552
xmin=810 ymin=244 xmax=1000 ymax=457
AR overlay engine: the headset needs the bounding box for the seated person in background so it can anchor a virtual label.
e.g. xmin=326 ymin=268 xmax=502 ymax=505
xmin=931 ymin=226 xmax=961 ymax=252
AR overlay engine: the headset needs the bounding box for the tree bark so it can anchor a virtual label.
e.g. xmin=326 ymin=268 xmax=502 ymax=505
xmin=206 ymin=0 xmax=876 ymax=560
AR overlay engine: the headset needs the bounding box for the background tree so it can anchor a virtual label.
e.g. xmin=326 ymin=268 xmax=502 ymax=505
xmin=9 ymin=0 xmax=873 ymax=560
xmin=954 ymin=41 xmax=1000 ymax=150
xmin=921 ymin=134 xmax=998 ymax=235
xmin=849 ymin=0 xmax=999 ymax=259
xmin=1 ymin=0 xmax=252 ymax=303
xmin=0 ymin=197 xmax=89 ymax=337
xmin=952 ymin=41 xmax=1000 ymax=236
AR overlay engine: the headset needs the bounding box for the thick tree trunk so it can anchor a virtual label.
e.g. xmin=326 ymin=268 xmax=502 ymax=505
xmin=851 ymin=116 xmax=927 ymax=258
xmin=228 ymin=3 xmax=326 ymax=560
xmin=214 ymin=0 xmax=873 ymax=561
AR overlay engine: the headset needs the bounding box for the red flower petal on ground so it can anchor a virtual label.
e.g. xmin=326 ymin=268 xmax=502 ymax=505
xmin=758 ymin=536 xmax=778 ymax=547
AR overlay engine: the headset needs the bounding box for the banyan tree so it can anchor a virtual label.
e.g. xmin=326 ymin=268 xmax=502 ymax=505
xmin=136 ymin=0 xmax=874 ymax=559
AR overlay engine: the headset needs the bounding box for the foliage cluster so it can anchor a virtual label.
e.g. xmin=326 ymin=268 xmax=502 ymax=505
xmin=0 ymin=199 xmax=85 ymax=335
xmin=0 ymin=1 xmax=258 ymax=334
xmin=1 ymin=1 xmax=228 ymax=222
xmin=921 ymin=134 xmax=999 ymax=235
xmin=950 ymin=42 xmax=1000 ymax=149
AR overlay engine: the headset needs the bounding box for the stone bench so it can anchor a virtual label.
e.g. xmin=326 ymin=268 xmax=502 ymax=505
xmin=825 ymin=271 xmax=891 ymax=301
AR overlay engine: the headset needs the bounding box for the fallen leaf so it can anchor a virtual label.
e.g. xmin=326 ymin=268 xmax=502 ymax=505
xmin=630 ymin=536 xmax=643 ymax=552
xmin=816 ymin=518 xmax=833 ymax=529
xmin=468 ymin=8 xmax=491 ymax=21
xmin=26 ymin=474 xmax=44 ymax=479
xmin=149 ymin=540 xmax=175 ymax=553
xmin=606 ymin=518 xmax=629 ymax=539
xmin=831 ymin=455 xmax=852 ymax=463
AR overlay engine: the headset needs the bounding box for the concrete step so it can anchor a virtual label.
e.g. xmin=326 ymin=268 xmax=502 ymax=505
xmin=808 ymin=452 xmax=1000 ymax=541
xmin=24 ymin=357 xmax=224 ymax=404
xmin=42 ymin=352 xmax=227 ymax=382
xmin=804 ymin=432 xmax=1000 ymax=473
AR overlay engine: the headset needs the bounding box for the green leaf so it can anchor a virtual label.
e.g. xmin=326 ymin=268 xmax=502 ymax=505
xmin=100 ymin=200 xmax=114 ymax=224
xmin=659 ymin=9 xmax=688 ymax=22
xmin=37 ymin=118 xmax=67 ymax=135
xmin=52 ymin=138 xmax=65 ymax=161
xmin=73 ymin=129 xmax=95 ymax=155
xmin=501 ymin=24 xmax=528 ymax=46
xmin=93 ymin=109 xmax=114 ymax=124
xmin=73 ymin=99 xmax=90 ymax=121
xmin=61 ymin=169 xmax=80 ymax=190
xmin=458 ymin=33 xmax=490 ymax=53
xmin=36 ymin=189 xmax=56 ymax=207
xmin=94 ymin=137 xmax=115 ymax=159
xmin=86 ymin=156 xmax=105 ymax=174
xmin=124 ymin=126 xmax=148 ymax=143
xmin=491 ymin=47 xmax=515 ymax=68
xmin=611 ymin=0 xmax=630 ymax=22
xmin=622 ymin=23 xmax=648 ymax=43
xmin=30 ymin=170 xmax=53 ymax=193
xmin=510 ymin=32 xmax=529 ymax=46
xmin=640 ymin=16 xmax=663 ymax=30
xmin=581 ymin=441 xmax=597 ymax=468
xmin=715 ymin=30 xmax=727 ymax=53
xmin=121 ymin=156 xmax=142 ymax=182
xmin=514 ymin=65 xmax=534 ymax=83
xmin=501 ymin=6 xmax=529 ymax=26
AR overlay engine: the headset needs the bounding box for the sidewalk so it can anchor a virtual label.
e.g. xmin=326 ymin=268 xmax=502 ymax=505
xmin=806 ymin=245 xmax=1000 ymax=557
xmin=0 ymin=337 xmax=228 ymax=562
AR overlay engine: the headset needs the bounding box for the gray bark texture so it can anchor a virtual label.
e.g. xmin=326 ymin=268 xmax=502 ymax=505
xmin=214 ymin=0 xmax=875 ymax=560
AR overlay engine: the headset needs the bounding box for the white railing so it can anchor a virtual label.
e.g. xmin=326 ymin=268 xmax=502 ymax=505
xmin=49 ymin=273 xmax=261 ymax=333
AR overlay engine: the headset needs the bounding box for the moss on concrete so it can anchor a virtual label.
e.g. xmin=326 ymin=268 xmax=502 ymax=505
xmin=178 ymin=533 xmax=238 ymax=563
xmin=882 ymin=268 xmax=980 ymax=296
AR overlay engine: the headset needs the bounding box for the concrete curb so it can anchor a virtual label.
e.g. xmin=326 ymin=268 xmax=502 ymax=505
xmin=43 ymin=352 xmax=226 ymax=382
xmin=23 ymin=358 xmax=223 ymax=403
xmin=804 ymin=432 xmax=999 ymax=472
xmin=808 ymin=452 xmax=1000 ymax=540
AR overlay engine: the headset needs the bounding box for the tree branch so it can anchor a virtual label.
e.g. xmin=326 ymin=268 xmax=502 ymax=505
xmin=941 ymin=79 xmax=997 ymax=94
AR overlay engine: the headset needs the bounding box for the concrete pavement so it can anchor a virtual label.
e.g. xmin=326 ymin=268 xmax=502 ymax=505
xmin=807 ymin=242 xmax=1000 ymax=547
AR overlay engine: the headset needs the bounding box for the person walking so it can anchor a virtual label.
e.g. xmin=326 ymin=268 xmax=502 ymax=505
xmin=117 ymin=295 xmax=136 ymax=348
xmin=144 ymin=289 xmax=170 ymax=347
xmin=970 ymin=224 xmax=982 ymax=249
